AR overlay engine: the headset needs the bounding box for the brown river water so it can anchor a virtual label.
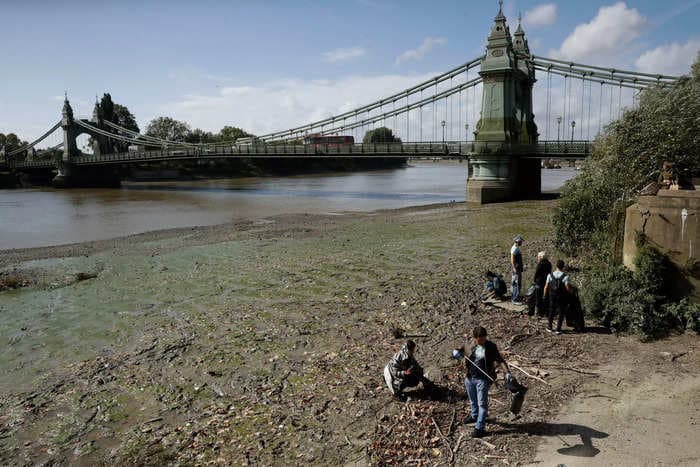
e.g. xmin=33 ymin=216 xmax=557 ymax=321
xmin=0 ymin=162 xmax=577 ymax=250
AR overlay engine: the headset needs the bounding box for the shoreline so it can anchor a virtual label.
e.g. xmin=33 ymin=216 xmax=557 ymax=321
xmin=4 ymin=197 xmax=692 ymax=465
xmin=0 ymin=201 xmax=461 ymax=267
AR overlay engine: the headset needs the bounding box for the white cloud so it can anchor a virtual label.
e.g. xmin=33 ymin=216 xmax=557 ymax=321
xmin=524 ymin=4 xmax=557 ymax=28
xmin=156 ymin=73 xmax=439 ymax=137
xmin=396 ymin=37 xmax=446 ymax=64
xmin=550 ymin=2 xmax=647 ymax=63
xmin=635 ymin=39 xmax=700 ymax=75
xmin=322 ymin=47 xmax=367 ymax=63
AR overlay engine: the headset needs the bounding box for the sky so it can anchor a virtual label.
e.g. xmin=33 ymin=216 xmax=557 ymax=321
xmin=1 ymin=0 xmax=699 ymax=145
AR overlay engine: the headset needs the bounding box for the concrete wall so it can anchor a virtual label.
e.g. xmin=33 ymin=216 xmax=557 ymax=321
xmin=623 ymin=189 xmax=699 ymax=300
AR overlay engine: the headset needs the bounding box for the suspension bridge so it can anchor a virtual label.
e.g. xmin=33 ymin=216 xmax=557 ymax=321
xmin=0 ymin=3 xmax=680 ymax=203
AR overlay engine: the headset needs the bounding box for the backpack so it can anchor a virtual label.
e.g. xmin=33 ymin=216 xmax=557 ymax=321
xmin=549 ymin=273 xmax=568 ymax=306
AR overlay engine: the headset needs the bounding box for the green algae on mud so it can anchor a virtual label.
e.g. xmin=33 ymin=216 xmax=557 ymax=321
xmin=0 ymin=199 xmax=567 ymax=465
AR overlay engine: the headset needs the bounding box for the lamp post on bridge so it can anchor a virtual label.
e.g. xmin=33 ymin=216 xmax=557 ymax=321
xmin=571 ymin=121 xmax=576 ymax=142
xmin=441 ymin=120 xmax=446 ymax=149
xmin=464 ymin=123 xmax=469 ymax=143
xmin=556 ymin=116 xmax=562 ymax=142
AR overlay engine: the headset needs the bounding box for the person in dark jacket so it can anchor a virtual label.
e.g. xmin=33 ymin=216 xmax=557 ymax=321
xmin=383 ymin=340 xmax=433 ymax=400
xmin=544 ymin=260 xmax=573 ymax=334
xmin=532 ymin=251 xmax=552 ymax=317
xmin=455 ymin=326 xmax=511 ymax=438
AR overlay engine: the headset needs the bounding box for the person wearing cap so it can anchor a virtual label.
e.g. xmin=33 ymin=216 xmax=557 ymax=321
xmin=383 ymin=340 xmax=433 ymax=400
xmin=510 ymin=235 xmax=524 ymax=304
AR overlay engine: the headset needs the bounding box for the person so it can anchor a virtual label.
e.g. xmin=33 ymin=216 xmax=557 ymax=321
xmin=532 ymin=252 xmax=552 ymax=317
xmin=455 ymin=326 xmax=511 ymax=438
xmin=543 ymin=260 xmax=573 ymax=334
xmin=482 ymin=271 xmax=507 ymax=302
xmin=383 ymin=340 xmax=433 ymax=400
xmin=510 ymin=235 xmax=524 ymax=304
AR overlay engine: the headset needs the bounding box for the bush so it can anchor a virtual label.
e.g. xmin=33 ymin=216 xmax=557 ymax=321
xmin=580 ymin=245 xmax=696 ymax=339
xmin=664 ymin=299 xmax=700 ymax=333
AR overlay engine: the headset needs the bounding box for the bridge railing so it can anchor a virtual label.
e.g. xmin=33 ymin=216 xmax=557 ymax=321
xmin=12 ymin=140 xmax=591 ymax=167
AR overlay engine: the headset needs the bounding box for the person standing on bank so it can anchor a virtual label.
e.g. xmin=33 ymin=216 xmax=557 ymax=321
xmin=510 ymin=235 xmax=524 ymax=304
xmin=455 ymin=326 xmax=511 ymax=438
xmin=532 ymin=251 xmax=552 ymax=317
xmin=543 ymin=259 xmax=573 ymax=335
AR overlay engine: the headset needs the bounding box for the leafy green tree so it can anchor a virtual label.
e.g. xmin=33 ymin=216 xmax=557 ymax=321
xmin=0 ymin=133 xmax=29 ymax=159
xmin=363 ymin=127 xmax=402 ymax=144
xmin=98 ymin=93 xmax=140 ymax=152
xmin=217 ymin=126 xmax=253 ymax=142
xmin=100 ymin=94 xmax=139 ymax=131
xmin=145 ymin=117 xmax=191 ymax=142
xmin=186 ymin=128 xmax=215 ymax=144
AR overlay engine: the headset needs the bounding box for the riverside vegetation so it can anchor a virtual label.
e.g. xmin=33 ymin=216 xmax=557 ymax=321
xmin=553 ymin=54 xmax=700 ymax=339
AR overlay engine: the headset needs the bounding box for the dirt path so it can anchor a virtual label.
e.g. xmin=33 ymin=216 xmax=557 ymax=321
xmin=530 ymin=335 xmax=700 ymax=466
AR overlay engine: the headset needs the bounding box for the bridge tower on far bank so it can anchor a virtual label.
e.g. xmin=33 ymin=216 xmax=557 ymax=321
xmin=468 ymin=3 xmax=541 ymax=203
xmin=54 ymin=95 xmax=120 ymax=187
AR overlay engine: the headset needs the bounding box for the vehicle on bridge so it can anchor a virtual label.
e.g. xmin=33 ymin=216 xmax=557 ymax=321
xmin=304 ymin=134 xmax=354 ymax=149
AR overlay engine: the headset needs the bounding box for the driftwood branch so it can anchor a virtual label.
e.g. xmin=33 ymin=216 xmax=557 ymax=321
xmin=509 ymin=362 xmax=550 ymax=385
xmin=431 ymin=416 xmax=454 ymax=463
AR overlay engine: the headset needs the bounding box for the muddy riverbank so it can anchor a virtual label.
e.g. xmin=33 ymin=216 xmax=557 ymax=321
xmin=1 ymin=200 xmax=697 ymax=465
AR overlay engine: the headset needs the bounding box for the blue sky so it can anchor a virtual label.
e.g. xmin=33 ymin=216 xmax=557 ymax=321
xmin=1 ymin=0 xmax=699 ymax=143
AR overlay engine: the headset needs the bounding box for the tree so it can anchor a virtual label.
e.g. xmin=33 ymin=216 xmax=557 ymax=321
xmin=363 ymin=127 xmax=402 ymax=144
xmin=216 ymin=126 xmax=253 ymax=142
xmin=186 ymin=128 xmax=215 ymax=144
xmin=0 ymin=133 xmax=28 ymax=159
xmin=100 ymin=93 xmax=139 ymax=131
xmin=145 ymin=117 xmax=191 ymax=142
xmin=98 ymin=93 xmax=140 ymax=152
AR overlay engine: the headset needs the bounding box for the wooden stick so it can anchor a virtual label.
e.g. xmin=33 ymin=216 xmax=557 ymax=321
xmin=431 ymin=416 xmax=454 ymax=463
xmin=454 ymin=433 xmax=466 ymax=455
xmin=509 ymin=362 xmax=550 ymax=385
xmin=475 ymin=437 xmax=496 ymax=450
xmin=549 ymin=364 xmax=600 ymax=376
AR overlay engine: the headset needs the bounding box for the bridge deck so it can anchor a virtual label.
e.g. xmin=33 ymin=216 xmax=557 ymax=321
xmin=2 ymin=141 xmax=590 ymax=170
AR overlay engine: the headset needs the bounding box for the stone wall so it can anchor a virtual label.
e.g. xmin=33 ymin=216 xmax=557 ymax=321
xmin=623 ymin=189 xmax=699 ymax=300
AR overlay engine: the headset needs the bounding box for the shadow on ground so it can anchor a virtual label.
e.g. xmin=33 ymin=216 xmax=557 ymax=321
xmin=491 ymin=421 xmax=609 ymax=458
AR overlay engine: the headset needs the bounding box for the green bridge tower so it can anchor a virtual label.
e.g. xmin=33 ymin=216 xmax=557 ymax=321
xmin=468 ymin=3 xmax=541 ymax=203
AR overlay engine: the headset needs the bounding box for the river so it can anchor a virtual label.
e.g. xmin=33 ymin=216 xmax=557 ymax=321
xmin=0 ymin=162 xmax=578 ymax=250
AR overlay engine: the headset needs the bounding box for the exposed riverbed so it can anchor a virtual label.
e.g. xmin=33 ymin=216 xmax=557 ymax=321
xmin=1 ymin=189 xmax=697 ymax=466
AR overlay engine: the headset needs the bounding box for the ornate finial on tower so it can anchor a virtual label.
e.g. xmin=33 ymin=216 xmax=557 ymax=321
xmin=62 ymin=91 xmax=74 ymax=123
xmin=514 ymin=11 xmax=530 ymax=54
xmin=496 ymin=0 xmax=506 ymax=20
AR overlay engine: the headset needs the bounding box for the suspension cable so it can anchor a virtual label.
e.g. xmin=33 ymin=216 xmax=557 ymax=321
xmin=7 ymin=121 xmax=61 ymax=156
xmin=258 ymin=56 xmax=483 ymax=141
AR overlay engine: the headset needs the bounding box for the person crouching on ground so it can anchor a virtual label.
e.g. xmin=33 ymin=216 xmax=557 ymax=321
xmin=383 ymin=340 xmax=433 ymax=400
xmin=456 ymin=326 xmax=511 ymax=438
